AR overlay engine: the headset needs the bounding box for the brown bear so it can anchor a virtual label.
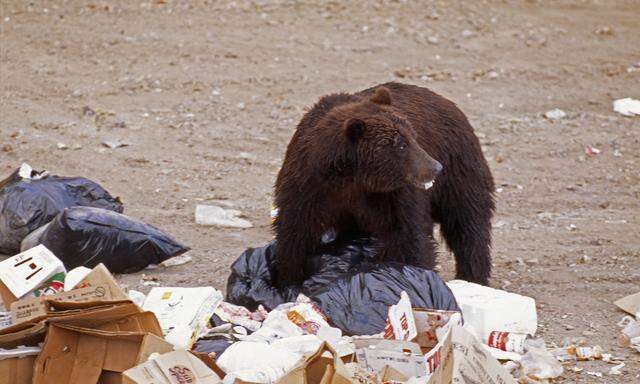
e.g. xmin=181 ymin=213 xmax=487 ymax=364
xmin=273 ymin=82 xmax=495 ymax=287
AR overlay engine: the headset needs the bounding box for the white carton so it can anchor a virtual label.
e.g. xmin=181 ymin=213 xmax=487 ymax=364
xmin=447 ymin=280 xmax=537 ymax=340
xmin=142 ymin=287 xmax=223 ymax=349
xmin=0 ymin=245 xmax=65 ymax=299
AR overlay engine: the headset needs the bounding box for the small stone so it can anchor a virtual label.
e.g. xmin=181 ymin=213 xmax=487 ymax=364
xmin=544 ymin=108 xmax=567 ymax=120
xmin=71 ymin=89 xmax=83 ymax=97
xmin=236 ymin=102 xmax=246 ymax=110
xmin=2 ymin=144 xmax=12 ymax=152
xmin=525 ymin=258 xmax=539 ymax=265
xmin=462 ymin=29 xmax=474 ymax=38
xmin=563 ymin=324 xmax=575 ymax=330
xmin=581 ymin=255 xmax=592 ymax=263
xmin=56 ymin=142 xmax=68 ymax=150
xmin=427 ymin=36 xmax=439 ymax=45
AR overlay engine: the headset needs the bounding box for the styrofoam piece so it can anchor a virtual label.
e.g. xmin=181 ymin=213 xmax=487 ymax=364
xmin=446 ymin=280 xmax=537 ymax=340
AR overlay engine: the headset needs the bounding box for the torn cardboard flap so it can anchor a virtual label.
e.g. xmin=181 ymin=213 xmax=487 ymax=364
xmin=123 ymin=350 xmax=222 ymax=384
xmin=614 ymin=292 xmax=640 ymax=316
xmin=45 ymin=300 xmax=163 ymax=336
xmin=427 ymin=325 xmax=517 ymax=384
xmin=10 ymin=263 xmax=128 ymax=324
xmin=277 ymin=342 xmax=353 ymax=384
xmin=33 ymin=324 xmax=173 ymax=384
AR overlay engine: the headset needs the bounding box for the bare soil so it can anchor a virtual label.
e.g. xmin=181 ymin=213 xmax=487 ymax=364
xmin=1 ymin=1 xmax=639 ymax=382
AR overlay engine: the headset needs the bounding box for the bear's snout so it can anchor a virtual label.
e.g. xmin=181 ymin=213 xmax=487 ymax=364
xmin=408 ymin=146 xmax=442 ymax=189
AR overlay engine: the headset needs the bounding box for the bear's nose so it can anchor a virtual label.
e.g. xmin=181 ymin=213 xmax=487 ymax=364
xmin=432 ymin=160 xmax=443 ymax=176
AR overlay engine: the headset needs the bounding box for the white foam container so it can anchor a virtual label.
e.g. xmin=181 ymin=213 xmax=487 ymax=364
xmin=447 ymin=280 xmax=537 ymax=340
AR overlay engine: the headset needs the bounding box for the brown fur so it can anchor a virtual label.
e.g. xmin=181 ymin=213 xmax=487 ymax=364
xmin=273 ymin=82 xmax=495 ymax=287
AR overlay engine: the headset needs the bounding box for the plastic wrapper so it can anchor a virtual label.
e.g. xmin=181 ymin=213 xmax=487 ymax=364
xmin=20 ymin=206 xmax=190 ymax=273
xmin=226 ymin=237 xmax=460 ymax=335
xmin=0 ymin=164 xmax=123 ymax=254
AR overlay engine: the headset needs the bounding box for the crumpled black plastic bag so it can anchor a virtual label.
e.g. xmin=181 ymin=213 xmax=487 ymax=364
xmin=0 ymin=166 xmax=123 ymax=254
xmin=21 ymin=206 xmax=190 ymax=273
xmin=226 ymin=238 xmax=460 ymax=335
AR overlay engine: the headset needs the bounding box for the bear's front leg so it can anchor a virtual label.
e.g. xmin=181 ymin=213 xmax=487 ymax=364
xmin=367 ymin=191 xmax=435 ymax=268
xmin=272 ymin=198 xmax=326 ymax=288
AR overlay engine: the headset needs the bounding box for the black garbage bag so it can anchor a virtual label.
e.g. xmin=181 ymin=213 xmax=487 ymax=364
xmin=21 ymin=206 xmax=190 ymax=273
xmin=226 ymin=237 xmax=460 ymax=335
xmin=0 ymin=165 xmax=123 ymax=254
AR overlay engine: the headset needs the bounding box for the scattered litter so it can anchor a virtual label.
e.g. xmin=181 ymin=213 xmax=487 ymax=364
xmin=101 ymin=139 xmax=129 ymax=149
xmin=584 ymin=145 xmax=601 ymax=156
xmin=160 ymin=254 xmax=193 ymax=267
xmin=613 ymin=97 xmax=640 ymax=116
xmin=214 ymin=301 xmax=266 ymax=332
xmin=609 ymin=362 xmax=624 ymax=375
xmin=585 ymin=371 xmax=603 ymax=378
xmin=544 ymin=108 xmax=567 ymax=120
xmin=195 ymin=204 xmax=253 ymax=228
xmin=128 ymin=289 xmax=146 ymax=307
xmin=21 ymin=206 xmax=189 ymax=273
xmin=628 ymin=62 xmax=640 ymax=73
xmin=552 ymin=344 xmax=604 ymax=361
xmin=62 ymin=266 xmax=92 ymax=291
xmin=0 ymin=164 xmax=123 ymax=254
xmin=510 ymin=338 xmax=563 ymax=382
xmin=142 ymin=286 xmax=223 ymax=349
xmin=594 ymin=26 xmax=614 ymax=35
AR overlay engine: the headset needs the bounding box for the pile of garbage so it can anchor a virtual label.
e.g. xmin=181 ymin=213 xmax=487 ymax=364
xmin=1 ymin=164 xmax=635 ymax=383
xmin=0 ymin=240 xmax=556 ymax=384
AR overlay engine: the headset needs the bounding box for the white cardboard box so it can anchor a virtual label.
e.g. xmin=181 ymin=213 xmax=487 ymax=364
xmin=0 ymin=245 xmax=65 ymax=299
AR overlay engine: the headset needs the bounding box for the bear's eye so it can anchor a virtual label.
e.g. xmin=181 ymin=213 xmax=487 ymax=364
xmin=394 ymin=136 xmax=407 ymax=150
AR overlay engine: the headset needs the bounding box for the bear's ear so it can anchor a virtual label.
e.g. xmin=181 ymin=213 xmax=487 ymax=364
xmin=370 ymin=87 xmax=392 ymax=105
xmin=344 ymin=118 xmax=365 ymax=142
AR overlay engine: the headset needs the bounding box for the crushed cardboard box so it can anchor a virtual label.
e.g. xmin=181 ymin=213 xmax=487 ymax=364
xmin=0 ymin=345 xmax=41 ymax=384
xmin=33 ymin=324 xmax=173 ymax=384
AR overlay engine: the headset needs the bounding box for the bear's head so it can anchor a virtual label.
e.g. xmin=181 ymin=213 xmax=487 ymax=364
xmin=319 ymin=87 xmax=443 ymax=193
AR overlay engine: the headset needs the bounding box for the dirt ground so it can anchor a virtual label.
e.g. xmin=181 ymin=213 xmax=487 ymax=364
xmin=1 ymin=0 xmax=639 ymax=381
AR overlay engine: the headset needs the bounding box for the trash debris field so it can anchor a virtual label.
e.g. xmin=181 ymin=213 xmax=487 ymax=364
xmin=1 ymin=1 xmax=639 ymax=383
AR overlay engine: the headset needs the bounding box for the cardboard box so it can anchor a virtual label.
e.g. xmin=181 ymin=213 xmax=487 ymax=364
xmin=277 ymin=343 xmax=353 ymax=384
xmin=32 ymin=324 xmax=174 ymax=384
xmin=0 ymin=320 xmax=47 ymax=349
xmin=0 ymin=345 xmax=40 ymax=384
xmin=0 ymin=245 xmax=65 ymax=305
xmin=10 ymin=263 xmax=128 ymax=324
xmin=122 ymin=350 xmax=222 ymax=384
xmin=354 ymin=338 xmax=427 ymax=379
xmin=427 ymin=325 xmax=517 ymax=384
xmin=45 ymin=300 xmax=163 ymax=336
